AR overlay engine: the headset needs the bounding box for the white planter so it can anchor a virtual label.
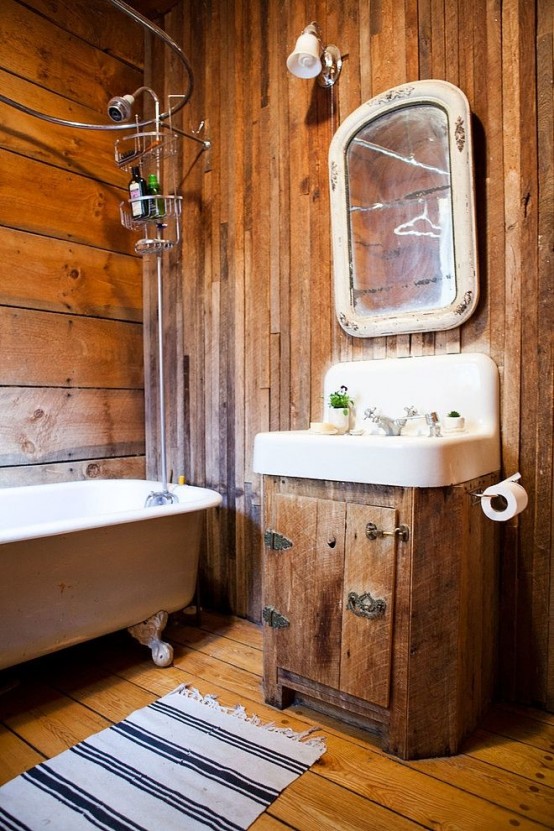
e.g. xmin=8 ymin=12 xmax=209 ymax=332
xmin=327 ymin=407 xmax=350 ymax=434
xmin=443 ymin=415 xmax=465 ymax=431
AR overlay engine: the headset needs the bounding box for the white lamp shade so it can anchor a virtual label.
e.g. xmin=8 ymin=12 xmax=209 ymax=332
xmin=286 ymin=32 xmax=322 ymax=78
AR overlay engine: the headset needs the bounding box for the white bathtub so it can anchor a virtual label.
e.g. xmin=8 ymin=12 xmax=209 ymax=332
xmin=0 ymin=479 xmax=221 ymax=670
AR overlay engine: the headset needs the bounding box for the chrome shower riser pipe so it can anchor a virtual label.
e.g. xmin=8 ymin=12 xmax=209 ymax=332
xmin=156 ymin=248 xmax=169 ymax=492
xmin=143 ymin=242 xmax=177 ymax=508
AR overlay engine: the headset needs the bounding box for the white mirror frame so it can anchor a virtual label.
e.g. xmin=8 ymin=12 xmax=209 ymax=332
xmin=329 ymin=80 xmax=479 ymax=338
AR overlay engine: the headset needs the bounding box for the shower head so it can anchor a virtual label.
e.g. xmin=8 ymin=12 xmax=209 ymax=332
xmin=107 ymin=87 xmax=160 ymax=124
xmin=107 ymin=94 xmax=135 ymax=122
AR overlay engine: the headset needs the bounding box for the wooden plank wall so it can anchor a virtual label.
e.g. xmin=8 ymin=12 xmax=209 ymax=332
xmin=172 ymin=0 xmax=553 ymax=708
xmin=0 ymin=0 xmax=551 ymax=711
xmin=0 ymin=0 xmax=146 ymax=485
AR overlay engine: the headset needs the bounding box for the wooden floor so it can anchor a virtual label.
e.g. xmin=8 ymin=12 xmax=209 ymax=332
xmin=1 ymin=611 xmax=553 ymax=830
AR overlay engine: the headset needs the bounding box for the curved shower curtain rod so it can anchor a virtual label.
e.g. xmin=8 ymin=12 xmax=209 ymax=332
xmin=0 ymin=0 xmax=194 ymax=132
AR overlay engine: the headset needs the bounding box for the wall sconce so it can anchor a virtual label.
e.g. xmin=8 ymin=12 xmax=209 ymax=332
xmin=286 ymin=22 xmax=342 ymax=87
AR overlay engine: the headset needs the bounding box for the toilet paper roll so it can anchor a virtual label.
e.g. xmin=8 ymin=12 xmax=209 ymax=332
xmin=481 ymin=478 xmax=528 ymax=521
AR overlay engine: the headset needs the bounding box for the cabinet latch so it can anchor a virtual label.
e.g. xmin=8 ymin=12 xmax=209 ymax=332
xmin=264 ymin=529 xmax=293 ymax=551
xmin=347 ymin=591 xmax=386 ymax=620
xmin=365 ymin=521 xmax=410 ymax=543
xmin=262 ymin=606 xmax=290 ymax=628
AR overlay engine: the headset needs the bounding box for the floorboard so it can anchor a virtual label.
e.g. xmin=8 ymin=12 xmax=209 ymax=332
xmin=0 ymin=611 xmax=552 ymax=830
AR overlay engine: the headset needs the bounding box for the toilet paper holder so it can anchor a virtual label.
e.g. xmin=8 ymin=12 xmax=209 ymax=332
xmin=470 ymin=472 xmax=522 ymax=506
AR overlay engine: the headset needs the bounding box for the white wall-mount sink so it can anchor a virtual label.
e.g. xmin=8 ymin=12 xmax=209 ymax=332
xmin=253 ymin=354 xmax=500 ymax=488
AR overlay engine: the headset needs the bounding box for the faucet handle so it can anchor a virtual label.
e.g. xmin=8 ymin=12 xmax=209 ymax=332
xmin=425 ymin=411 xmax=441 ymax=437
xmin=404 ymin=405 xmax=418 ymax=418
xmin=363 ymin=407 xmax=378 ymax=420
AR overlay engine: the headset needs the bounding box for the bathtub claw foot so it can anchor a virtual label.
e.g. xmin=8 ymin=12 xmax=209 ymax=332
xmin=127 ymin=610 xmax=174 ymax=667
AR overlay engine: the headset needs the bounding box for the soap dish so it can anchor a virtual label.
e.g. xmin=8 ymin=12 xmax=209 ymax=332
xmin=309 ymin=422 xmax=339 ymax=435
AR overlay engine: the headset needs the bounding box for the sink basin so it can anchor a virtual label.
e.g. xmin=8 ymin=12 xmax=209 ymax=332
xmin=253 ymin=353 xmax=500 ymax=488
xmin=253 ymin=429 xmax=498 ymax=488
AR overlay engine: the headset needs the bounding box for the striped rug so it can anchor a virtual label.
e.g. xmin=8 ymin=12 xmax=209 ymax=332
xmin=0 ymin=685 xmax=325 ymax=831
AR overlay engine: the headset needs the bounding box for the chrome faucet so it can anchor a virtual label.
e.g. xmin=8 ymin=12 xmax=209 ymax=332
xmin=363 ymin=407 xmax=406 ymax=436
xmin=363 ymin=406 xmax=442 ymax=437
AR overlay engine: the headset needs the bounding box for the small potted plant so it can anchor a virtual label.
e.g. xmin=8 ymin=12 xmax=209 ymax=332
xmin=444 ymin=410 xmax=465 ymax=431
xmin=327 ymin=385 xmax=353 ymax=434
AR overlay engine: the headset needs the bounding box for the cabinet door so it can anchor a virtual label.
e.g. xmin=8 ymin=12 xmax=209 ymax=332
xmin=264 ymin=493 xmax=346 ymax=688
xmin=340 ymin=503 xmax=398 ymax=708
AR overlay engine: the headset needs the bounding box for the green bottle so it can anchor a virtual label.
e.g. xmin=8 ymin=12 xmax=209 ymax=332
xmin=147 ymin=173 xmax=165 ymax=218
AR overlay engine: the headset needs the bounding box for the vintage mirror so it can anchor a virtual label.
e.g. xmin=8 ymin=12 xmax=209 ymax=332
xmin=329 ymin=80 xmax=478 ymax=337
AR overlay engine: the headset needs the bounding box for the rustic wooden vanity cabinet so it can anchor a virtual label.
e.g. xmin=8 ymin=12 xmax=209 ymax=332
xmin=261 ymin=473 xmax=499 ymax=760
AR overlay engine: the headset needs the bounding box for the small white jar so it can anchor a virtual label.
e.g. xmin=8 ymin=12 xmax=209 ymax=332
xmin=443 ymin=414 xmax=465 ymax=431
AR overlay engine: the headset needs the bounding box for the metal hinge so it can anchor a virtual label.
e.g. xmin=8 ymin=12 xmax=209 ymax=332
xmin=262 ymin=606 xmax=290 ymax=628
xmin=264 ymin=529 xmax=293 ymax=551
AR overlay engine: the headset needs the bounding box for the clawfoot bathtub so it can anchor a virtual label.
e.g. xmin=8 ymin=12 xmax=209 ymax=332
xmin=0 ymin=479 xmax=221 ymax=670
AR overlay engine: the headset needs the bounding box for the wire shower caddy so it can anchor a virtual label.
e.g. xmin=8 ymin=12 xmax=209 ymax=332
xmin=116 ymin=127 xmax=182 ymax=255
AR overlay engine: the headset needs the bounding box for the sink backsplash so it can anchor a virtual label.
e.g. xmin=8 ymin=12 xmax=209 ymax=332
xmin=323 ymin=353 xmax=499 ymax=435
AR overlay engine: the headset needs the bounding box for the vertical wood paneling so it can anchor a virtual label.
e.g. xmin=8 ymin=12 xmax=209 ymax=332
xmin=4 ymin=0 xmax=548 ymax=708
xmin=172 ymin=0 xmax=553 ymax=710
xmin=536 ymin=0 xmax=554 ymax=712
xmin=181 ymin=2 xmax=210 ymax=490
xmin=499 ymin=0 xmax=532 ymax=701
xmin=277 ymin=7 xmax=294 ymax=429
xmin=287 ymin=8 xmax=314 ymax=431
xmin=232 ymin=0 xmax=247 ymax=503
xmin=143 ymin=249 xmax=187 ymax=488
xmin=268 ymin=0 xmax=284 ymax=435
xmin=506 ymin=0 xmax=546 ymax=705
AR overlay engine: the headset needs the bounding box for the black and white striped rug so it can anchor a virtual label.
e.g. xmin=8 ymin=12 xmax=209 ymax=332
xmin=0 ymin=685 xmax=325 ymax=831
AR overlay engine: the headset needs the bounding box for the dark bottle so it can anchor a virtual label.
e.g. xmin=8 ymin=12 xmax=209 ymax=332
xmin=147 ymin=173 xmax=165 ymax=217
xmin=128 ymin=166 xmax=148 ymax=219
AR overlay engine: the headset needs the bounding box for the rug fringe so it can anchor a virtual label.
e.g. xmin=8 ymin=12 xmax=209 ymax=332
xmin=170 ymin=685 xmax=326 ymax=751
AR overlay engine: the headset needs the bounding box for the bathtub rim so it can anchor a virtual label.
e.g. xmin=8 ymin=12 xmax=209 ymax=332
xmin=0 ymin=479 xmax=222 ymax=545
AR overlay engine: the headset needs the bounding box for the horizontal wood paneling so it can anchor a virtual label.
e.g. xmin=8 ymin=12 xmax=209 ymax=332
xmin=0 ymin=388 xmax=145 ymax=466
xmin=0 ymin=456 xmax=146 ymax=487
xmin=0 ymin=151 xmax=134 ymax=254
xmin=0 ymin=308 xmax=143 ymax=388
xmin=129 ymin=0 xmax=181 ymax=18
xmin=0 ymin=1 xmax=147 ymax=482
xmin=1 ymin=0 xmax=142 ymax=115
xmin=23 ymin=0 xmax=146 ymax=69
xmin=0 ymin=228 xmax=141 ymax=321
xmin=0 ymin=71 xmax=131 ymax=187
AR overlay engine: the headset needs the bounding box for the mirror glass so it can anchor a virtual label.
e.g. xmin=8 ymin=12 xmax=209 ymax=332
xmin=329 ymin=81 xmax=478 ymax=337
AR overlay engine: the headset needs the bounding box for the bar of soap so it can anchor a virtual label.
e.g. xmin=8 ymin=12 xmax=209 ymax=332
xmin=309 ymin=422 xmax=338 ymax=435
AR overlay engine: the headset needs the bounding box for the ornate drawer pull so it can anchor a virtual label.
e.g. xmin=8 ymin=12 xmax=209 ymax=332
xmin=347 ymin=591 xmax=386 ymax=620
